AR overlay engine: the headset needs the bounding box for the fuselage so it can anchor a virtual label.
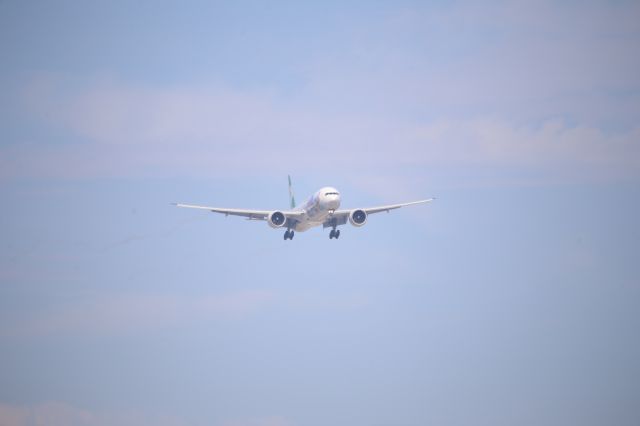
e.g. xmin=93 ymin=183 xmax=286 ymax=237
xmin=292 ymin=186 xmax=341 ymax=231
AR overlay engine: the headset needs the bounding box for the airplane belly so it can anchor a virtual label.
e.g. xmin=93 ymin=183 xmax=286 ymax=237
xmin=292 ymin=209 xmax=328 ymax=232
xmin=294 ymin=222 xmax=313 ymax=232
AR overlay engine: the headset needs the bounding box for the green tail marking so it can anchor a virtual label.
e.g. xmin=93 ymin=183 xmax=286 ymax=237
xmin=288 ymin=175 xmax=296 ymax=209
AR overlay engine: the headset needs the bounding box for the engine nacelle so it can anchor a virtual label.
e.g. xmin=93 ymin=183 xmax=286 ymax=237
xmin=268 ymin=211 xmax=287 ymax=228
xmin=349 ymin=209 xmax=367 ymax=227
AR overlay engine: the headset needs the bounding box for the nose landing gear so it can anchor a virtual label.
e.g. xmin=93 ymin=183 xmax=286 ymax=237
xmin=329 ymin=229 xmax=340 ymax=239
xmin=284 ymin=229 xmax=294 ymax=240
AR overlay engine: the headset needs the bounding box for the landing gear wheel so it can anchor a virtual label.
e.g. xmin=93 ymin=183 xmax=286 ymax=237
xmin=335 ymin=229 xmax=340 ymax=239
xmin=329 ymin=229 xmax=335 ymax=239
xmin=289 ymin=230 xmax=294 ymax=240
xmin=284 ymin=230 xmax=289 ymax=240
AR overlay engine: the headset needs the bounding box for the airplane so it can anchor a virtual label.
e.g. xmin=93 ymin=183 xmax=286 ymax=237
xmin=173 ymin=176 xmax=434 ymax=240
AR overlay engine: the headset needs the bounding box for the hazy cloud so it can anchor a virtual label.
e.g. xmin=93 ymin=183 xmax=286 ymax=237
xmin=2 ymin=1 xmax=638 ymax=184
xmin=0 ymin=402 xmax=188 ymax=426
xmin=5 ymin=78 xmax=638 ymax=184
xmin=0 ymin=402 xmax=294 ymax=426
xmin=1 ymin=290 xmax=275 ymax=338
xmin=220 ymin=416 xmax=292 ymax=426
xmin=0 ymin=288 xmax=371 ymax=338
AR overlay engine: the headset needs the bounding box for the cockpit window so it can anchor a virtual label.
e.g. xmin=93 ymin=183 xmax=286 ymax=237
xmin=324 ymin=192 xmax=339 ymax=196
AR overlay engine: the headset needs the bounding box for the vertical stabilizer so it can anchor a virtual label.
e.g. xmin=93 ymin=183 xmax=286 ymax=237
xmin=288 ymin=175 xmax=296 ymax=209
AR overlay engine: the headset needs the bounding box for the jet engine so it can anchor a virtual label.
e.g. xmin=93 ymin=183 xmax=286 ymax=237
xmin=349 ymin=209 xmax=367 ymax=227
xmin=268 ymin=211 xmax=287 ymax=228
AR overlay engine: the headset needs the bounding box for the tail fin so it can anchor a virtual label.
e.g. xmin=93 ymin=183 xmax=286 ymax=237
xmin=288 ymin=175 xmax=296 ymax=209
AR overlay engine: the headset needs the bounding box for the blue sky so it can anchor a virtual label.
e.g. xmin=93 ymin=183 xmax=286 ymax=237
xmin=1 ymin=1 xmax=639 ymax=425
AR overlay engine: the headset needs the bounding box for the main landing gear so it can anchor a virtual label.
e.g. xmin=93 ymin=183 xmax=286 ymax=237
xmin=284 ymin=229 xmax=294 ymax=240
xmin=329 ymin=229 xmax=341 ymax=239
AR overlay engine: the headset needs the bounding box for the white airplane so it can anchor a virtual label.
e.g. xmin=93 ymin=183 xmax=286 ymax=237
xmin=174 ymin=176 xmax=434 ymax=240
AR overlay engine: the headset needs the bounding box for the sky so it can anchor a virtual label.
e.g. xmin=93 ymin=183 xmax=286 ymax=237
xmin=1 ymin=1 xmax=639 ymax=425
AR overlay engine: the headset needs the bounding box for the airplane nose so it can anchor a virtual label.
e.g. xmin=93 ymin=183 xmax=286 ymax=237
xmin=321 ymin=196 xmax=338 ymax=210
xmin=328 ymin=196 xmax=340 ymax=210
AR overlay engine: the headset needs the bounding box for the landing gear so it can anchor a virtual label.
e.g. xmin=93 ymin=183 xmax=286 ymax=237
xmin=329 ymin=229 xmax=340 ymax=239
xmin=284 ymin=229 xmax=295 ymax=240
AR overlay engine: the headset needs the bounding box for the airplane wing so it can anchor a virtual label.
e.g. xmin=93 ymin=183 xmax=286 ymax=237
xmin=324 ymin=198 xmax=434 ymax=227
xmin=172 ymin=203 xmax=304 ymax=221
xmin=359 ymin=198 xmax=435 ymax=215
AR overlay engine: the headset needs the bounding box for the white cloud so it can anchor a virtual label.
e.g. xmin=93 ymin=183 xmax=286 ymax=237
xmin=407 ymin=118 xmax=640 ymax=169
